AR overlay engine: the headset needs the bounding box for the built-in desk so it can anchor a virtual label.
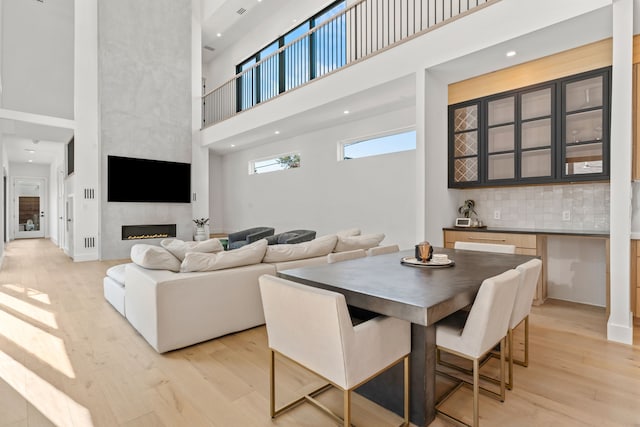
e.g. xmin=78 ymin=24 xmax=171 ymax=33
xmin=443 ymin=227 xmax=610 ymax=309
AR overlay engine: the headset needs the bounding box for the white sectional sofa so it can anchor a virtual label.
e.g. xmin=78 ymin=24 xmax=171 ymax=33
xmin=125 ymin=263 xmax=275 ymax=353
xmin=105 ymin=230 xmax=386 ymax=353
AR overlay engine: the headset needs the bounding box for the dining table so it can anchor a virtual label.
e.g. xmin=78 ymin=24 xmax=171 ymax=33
xmin=277 ymin=247 xmax=537 ymax=426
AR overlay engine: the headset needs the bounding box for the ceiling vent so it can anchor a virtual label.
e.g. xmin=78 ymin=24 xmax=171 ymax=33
xmin=236 ymin=7 xmax=247 ymax=15
xmin=203 ymin=45 xmax=216 ymax=52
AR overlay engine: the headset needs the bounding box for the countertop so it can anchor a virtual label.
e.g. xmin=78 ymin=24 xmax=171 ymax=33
xmin=443 ymin=226 xmax=610 ymax=238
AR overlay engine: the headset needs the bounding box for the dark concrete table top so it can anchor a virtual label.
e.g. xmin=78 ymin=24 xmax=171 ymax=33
xmin=279 ymin=247 xmax=536 ymax=326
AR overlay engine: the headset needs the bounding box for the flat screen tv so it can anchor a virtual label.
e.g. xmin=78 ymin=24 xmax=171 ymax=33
xmin=108 ymin=155 xmax=191 ymax=203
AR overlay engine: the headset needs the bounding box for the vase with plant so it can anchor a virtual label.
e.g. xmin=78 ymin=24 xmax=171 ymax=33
xmin=458 ymin=199 xmax=477 ymax=219
xmin=193 ymin=218 xmax=210 ymax=241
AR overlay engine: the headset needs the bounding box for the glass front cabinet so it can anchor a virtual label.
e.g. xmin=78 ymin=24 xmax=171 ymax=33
xmin=448 ymin=67 xmax=610 ymax=188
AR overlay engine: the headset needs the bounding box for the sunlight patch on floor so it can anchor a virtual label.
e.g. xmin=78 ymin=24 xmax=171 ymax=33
xmin=0 ymin=309 xmax=75 ymax=378
xmin=2 ymin=283 xmax=52 ymax=304
xmin=0 ymin=292 xmax=58 ymax=329
xmin=0 ymin=350 xmax=94 ymax=427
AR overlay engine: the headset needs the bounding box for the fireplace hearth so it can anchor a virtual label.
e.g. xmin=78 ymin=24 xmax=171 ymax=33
xmin=122 ymin=224 xmax=176 ymax=240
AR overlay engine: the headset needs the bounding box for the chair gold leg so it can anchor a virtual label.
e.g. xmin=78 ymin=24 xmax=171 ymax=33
xmin=513 ymin=316 xmax=530 ymax=368
xmin=343 ymin=389 xmax=351 ymax=427
xmin=499 ymin=337 xmax=506 ymax=402
xmin=524 ymin=316 xmax=530 ymax=367
xmin=473 ymin=358 xmax=479 ymax=427
xmin=507 ymin=329 xmax=514 ymax=390
xmin=270 ymin=350 xmax=275 ymax=418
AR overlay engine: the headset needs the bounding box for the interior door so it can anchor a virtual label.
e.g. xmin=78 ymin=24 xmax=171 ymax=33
xmin=14 ymin=178 xmax=45 ymax=239
xmin=64 ymin=195 xmax=73 ymax=257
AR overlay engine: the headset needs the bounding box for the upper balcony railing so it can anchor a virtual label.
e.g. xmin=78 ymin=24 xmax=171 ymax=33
xmin=202 ymin=0 xmax=496 ymax=128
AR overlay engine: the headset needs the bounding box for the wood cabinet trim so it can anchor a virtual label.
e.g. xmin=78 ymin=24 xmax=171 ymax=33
xmin=449 ymin=38 xmax=612 ymax=105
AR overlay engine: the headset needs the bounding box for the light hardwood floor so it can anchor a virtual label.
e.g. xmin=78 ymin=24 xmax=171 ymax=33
xmin=0 ymin=239 xmax=638 ymax=427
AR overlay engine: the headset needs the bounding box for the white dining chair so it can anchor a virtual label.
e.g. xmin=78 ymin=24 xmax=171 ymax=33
xmin=505 ymin=258 xmax=543 ymax=388
xmin=259 ymin=274 xmax=411 ymax=427
xmin=367 ymin=244 xmax=400 ymax=256
xmin=328 ymin=248 xmax=367 ymax=263
xmin=454 ymin=241 xmax=516 ymax=254
xmin=435 ymin=269 xmax=520 ymax=427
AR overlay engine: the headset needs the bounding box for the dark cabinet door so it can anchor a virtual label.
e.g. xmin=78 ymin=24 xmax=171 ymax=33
xmin=447 ymin=67 xmax=610 ymax=188
xmin=561 ymin=70 xmax=610 ymax=179
xmin=449 ymin=102 xmax=481 ymax=186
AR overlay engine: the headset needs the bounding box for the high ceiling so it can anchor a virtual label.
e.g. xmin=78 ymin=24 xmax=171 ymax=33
xmin=0 ymin=0 xmax=620 ymax=165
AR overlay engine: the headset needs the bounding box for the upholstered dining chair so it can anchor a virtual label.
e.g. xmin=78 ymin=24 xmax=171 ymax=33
xmin=227 ymin=227 xmax=275 ymax=250
xmin=454 ymin=241 xmax=516 ymax=254
xmin=435 ymin=269 xmax=520 ymax=427
xmin=367 ymin=244 xmax=400 ymax=256
xmin=444 ymin=259 xmax=543 ymax=392
xmin=327 ymin=249 xmax=367 ymax=263
xmin=259 ymin=275 xmax=411 ymax=427
xmin=504 ymin=258 xmax=543 ymax=388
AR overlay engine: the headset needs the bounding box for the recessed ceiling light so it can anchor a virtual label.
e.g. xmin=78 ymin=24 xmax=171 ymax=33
xmin=231 ymin=144 xmax=236 ymax=147
xmin=216 ymin=33 xmax=222 ymax=37
xmin=274 ymin=130 xmax=280 ymax=135
xmin=506 ymin=50 xmax=517 ymax=57
xmin=343 ymin=110 xmax=350 ymax=115
xmin=25 ymin=149 xmax=36 ymax=153
xmin=28 ymin=159 xmax=33 ymax=163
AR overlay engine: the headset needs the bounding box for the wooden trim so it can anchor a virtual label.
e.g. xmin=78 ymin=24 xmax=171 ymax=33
xmin=631 ymin=240 xmax=637 ymax=318
xmin=449 ymin=38 xmax=613 ymax=105
xmin=633 ymin=34 xmax=640 ymax=64
xmin=634 ymin=64 xmax=640 ymax=180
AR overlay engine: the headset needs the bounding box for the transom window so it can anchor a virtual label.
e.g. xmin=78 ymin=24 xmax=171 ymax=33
xmin=340 ymin=129 xmax=417 ymax=160
xmin=250 ymin=153 xmax=301 ymax=175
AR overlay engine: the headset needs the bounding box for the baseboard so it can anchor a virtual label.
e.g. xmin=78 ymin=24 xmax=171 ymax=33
xmin=607 ymin=313 xmax=634 ymax=345
xmin=72 ymin=253 xmax=100 ymax=262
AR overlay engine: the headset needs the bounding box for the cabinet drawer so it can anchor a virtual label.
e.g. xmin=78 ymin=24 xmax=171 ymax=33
xmin=444 ymin=230 xmax=537 ymax=249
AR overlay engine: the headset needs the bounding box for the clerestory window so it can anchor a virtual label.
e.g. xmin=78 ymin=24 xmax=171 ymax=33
xmin=340 ymin=129 xmax=417 ymax=160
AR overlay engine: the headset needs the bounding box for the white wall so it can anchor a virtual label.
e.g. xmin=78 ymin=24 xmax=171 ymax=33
xmin=220 ymin=106 xmax=416 ymax=248
xmin=1 ymin=0 xmax=74 ymax=118
xmin=209 ymin=152 xmax=224 ymax=233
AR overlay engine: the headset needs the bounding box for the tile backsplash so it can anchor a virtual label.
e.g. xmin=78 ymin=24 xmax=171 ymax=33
xmin=456 ymin=183 xmax=610 ymax=231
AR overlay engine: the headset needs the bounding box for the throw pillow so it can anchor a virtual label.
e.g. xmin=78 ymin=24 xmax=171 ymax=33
xmin=336 ymin=228 xmax=361 ymax=238
xmin=130 ymin=244 xmax=181 ymax=272
xmin=334 ymin=233 xmax=385 ymax=252
xmin=181 ymin=239 xmax=268 ymax=272
xmin=160 ymin=238 xmax=224 ymax=261
xmin=263 ymin=234 xmax=338 ymax=263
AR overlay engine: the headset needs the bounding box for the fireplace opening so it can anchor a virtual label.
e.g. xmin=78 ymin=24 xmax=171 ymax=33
xmin=122 ymin=224 xmax=176 ymax=240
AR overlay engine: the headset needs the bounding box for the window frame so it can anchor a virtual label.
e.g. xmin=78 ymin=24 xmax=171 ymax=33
xmin=235 ymin=0 xmax=346 ymax=111
xmin=249 ymin=152 xmax=302 ymax=175
xmin=338 ymin=127 xmax=417 ymax=161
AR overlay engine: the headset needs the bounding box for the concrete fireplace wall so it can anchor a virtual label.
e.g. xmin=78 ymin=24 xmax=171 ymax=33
xmin=99 ymin=0 xmax=192 ymax=259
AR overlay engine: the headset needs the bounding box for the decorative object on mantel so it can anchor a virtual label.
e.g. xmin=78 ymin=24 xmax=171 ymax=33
xmin=193 ymin=218 xmax=210 ymax=241
xmin=456 ymin=199 xmax=484 ymax=228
